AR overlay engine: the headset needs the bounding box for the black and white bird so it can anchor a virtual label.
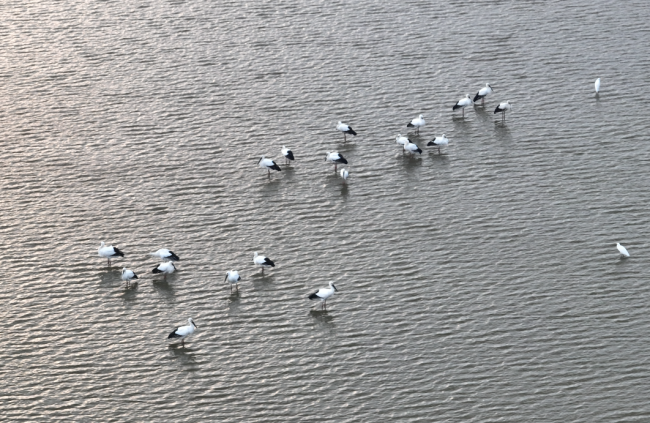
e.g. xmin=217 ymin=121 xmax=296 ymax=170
xmin=168 ymin=318 xmax=197 ymax=347
xmin=281 ymin=146 xmax=295 ymax=165
xmin=308 ymin=282 xmax=338 ymax=310
xmin=98 ymin=241 xmax=124 ymax=266
xmin=258 ymin=156 xmax=281 ymax=176
xmin=616 ymin=243 xmax=630 ymax=258
xmin=121 ymin=268 xmax=138 ymax=287
xmin=595 ymin=78 xmax=601 ymax=94
xmin=494 ymin=101 xmax=512 ymax=121
xmin=473 ymin=83 xmax=494 ymax=105
xmin=404 ymin=139 xmax=422 ymax=155
xmin=336 ymin=121 xmax=357 ymax=141
xmin=427 ymin=134 xmax=449 ymax=154
xmin=453 ymin=94 xmax=473 ymax=117
xmin=326 ymin=151 xmax=348 ymax=171
xmin=153 ymin=261 xmax=176 ymax=280
xmin=225 ymin=270 xmax=241 ymax=292
xmin=340 ymin=168 xmax=349 ymax=181
xmin=407 ymin=114 xmax=425 ymax=134
xmin=149 ymin=249 xmax=180 ymax=262
xmin=253 ymin=252 xmax=275 ymax=274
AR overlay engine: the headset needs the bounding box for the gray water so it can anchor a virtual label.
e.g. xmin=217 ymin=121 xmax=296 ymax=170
xmin=2 ymin=0 xmax=650 ymax=421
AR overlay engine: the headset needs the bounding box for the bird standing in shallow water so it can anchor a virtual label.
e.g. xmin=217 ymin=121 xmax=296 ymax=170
xmin=616 ymin=243 xmax=630 ymax=258
xmin=281 ymin=146 xmax=294 ymax=165
xmin=336 ymin=121 xmax=357 ymax=141
xmin=428 ymin=134 xmax=449 ymax=154
xmin=168 ymin=318 xmax=197 ymax=347
xmin=595 ymin=78 xmax=601 ymax=94
xmin=494 ymin=101 xmax=512 ymax=122
xmin=404 ymin=139 xmax=422 ymax=155
xmin=473 ymin=83 xmax=494 ymax=106
xmin=407 ymin=114 xmax=425 ymax=134
xmin=258 ymin=156 xmax=281 ymax=177
xmin=308 ymin=282 xmax=338 ymax=310
xmin=225 ymin=270 xmax=241 ymax=292
xmin=253 ymin=252 xmax=275 ymax=274
xmin=121 ymin=268 xmax=138 ymax=288
xmin=149 ymin=249 xmax=180 ymax=262
xmin=153 ymin=261 xmax=176 ymax=280
xmin=325 ymin=151 xmax=348 ymax=172
xmin=98 ymin=241 xmax=124 ymax=266
xmin=453 ymin=95 xmax=473 ymax=117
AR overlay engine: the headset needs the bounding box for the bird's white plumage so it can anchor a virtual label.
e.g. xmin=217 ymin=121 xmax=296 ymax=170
xmin=154 ymin=261 xmax=176 ymax=274
xmin=404 ymin=139 xmax=422 ymax=155
xmin=395 ymin=134 xmax=409 ymax=146
xmin=477 ymin=83 xmax=493 ymax=98
xmin=336 ymin=121 xmax=351 ymax=132
xmin=121 ymin=268 xmax=137 ymax=282
xmin=595 ymin=78 xmax=601 ymax=93
xmin=259 ymin=156 xmax=280 ymax=171
xmin=408 ymin=114 xmax=425 ymax=129
xmin=309 ymin=282 xmax=338 ymax=309
xmin=149 ymin=249 xmax=179 ymax=261
xmin=98 ymin=242 xmax=121 ymax=259
xmin=616 ymin=243 xmax=630 ymax=257
xmin=429 ymin=134 xmax=449 ymax=147
xmin=168 ymin=318 xmax=197 ymax=345
xmin=253 ymin=252 xmax=275 ymax=270
xmin=455 ymin=94 xmax=473 ymax=109
xmin=326 ymin=152 xmax=346 ymax=163
xmin=225 ymin=270 xmax=241 ymax=284
xmin=496 ymin=101 xmax=512 ymax=112
xmin=281 ymin=146 xmax=293 ymax=160
xmin=340 ymin=168 xmax=349 ymax=180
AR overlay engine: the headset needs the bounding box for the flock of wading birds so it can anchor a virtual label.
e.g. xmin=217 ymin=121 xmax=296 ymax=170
xmin=99 ymin=79 xmax=611 ymax=347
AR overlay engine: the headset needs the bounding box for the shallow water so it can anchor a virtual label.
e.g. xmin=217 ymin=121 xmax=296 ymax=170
xmin=2 ymin=1 xmax=650 ymax=421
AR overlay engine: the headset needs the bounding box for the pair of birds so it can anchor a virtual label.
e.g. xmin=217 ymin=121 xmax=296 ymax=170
xmin=167 ymin=281 xmax=338 ymax=347
xmin=396 ymin=132 xmax=449 ymax=155
xmin=258 ymin=147 xmax=294 ymax=175
xmin=223 ymin=252 xmax=276 ymax=292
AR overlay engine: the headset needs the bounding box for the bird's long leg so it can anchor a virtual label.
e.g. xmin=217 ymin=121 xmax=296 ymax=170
xmin=462 ymin=108 xmax=465 ymax=118
xmin=482 ymin=98 xmax=485 ymax=106
xmin=334 ymin=164 xmax=337 ymax=172
xmin=438 ymin=147 xmax=441 ymax=154
xmin=236 ymin=284 xmax=239 ymax=292
xmin=344 ymin=134 xmax=346 ymax=142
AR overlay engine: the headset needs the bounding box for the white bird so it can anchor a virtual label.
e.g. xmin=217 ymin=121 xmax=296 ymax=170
xmin=98 ymin=241 xmax=124 ymax=266
xmin=453 ymin=94 xmax=473 ymax=117
xmin=340 ymin=168 xmax=349 ymax=181
xmin=336 ymin=121 xmax=357 ymax=141
xmin=407 ymin=114 xmax=425 ymax=134
xmin=427 ymin=134 xmax=449 ymax=154
xmin=494 ymin=100 xmax=512 ymax=122
xmin=253 ymin=252 xmax=275 ymax=274
xmin=225 ymin=270 xmax=241 ymax=292
xmin=325 ymin=151 xmax=348 ymax=171
xmin=152 ymin=261 xmax=176 ymax=280
xmin=595 ymin=78 xmax=601 ymax=93
xmin=168 ymin=318 xmax=197 ymax=347
xmin=281 ymin=146 xmax=295 ymax=165
xmin=616 ymin=243 xmax=630 ymax=258
xmin=121 ymin=268 xmax=138 ymax=288
xmin=258 ymin=156 xmax=281 ymax=176
xmin=473 ymin=83 xmax=494 ymax=105
xmin=149 ymin=249 xmax=180 ymax=262
xmin=308 ymin=282 xmax=338 ymax=310
xmin=404 ymin=139 xmax=422 ymax=155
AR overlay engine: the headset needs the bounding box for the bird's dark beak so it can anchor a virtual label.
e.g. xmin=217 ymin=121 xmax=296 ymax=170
xmin=224 ymin=274 xmax=228 ymax=283
xmin=193 ymin=322 xmax=197 ymax=328
xmin=332 ymin=284 xmax=338 ymax=292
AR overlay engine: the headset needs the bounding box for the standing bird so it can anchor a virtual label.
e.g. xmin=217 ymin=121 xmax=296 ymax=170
xmin=225 ymin=270 xmax=241 ymax=292
xmin=258 ymin=156 xmax=281 ymax=176
xmin=168 ymin=318 xmax=197 ymax=347
xmin=308 ymin=282 xmax=338 ymax=310
xmin=340 ymin=168 xmax=349 ymax=181
xmin=281 ymin=146 xmax=295 ymax=165
xmin=121 ymin=268 xmax=138 ymax=288
xmin=149 ymin=249 xmax=180 ymax=262
xmin=253 ymin=252 xmax=275 ymax=274
xmin=404 ymin=139 xmax=422 ymax=155
xmin=325 ymin=151 xmax=348 ymax=172
xmin=427 ymin=134 xmax=449 ymax=154
xmin=336 ymin=121 xmax=357 ymax=141
xmin=453 ymin=95 xmax=473 ymax=117
xmin=407 ymin=114 xmax=425 ymax=134
xmin=98 ymin=241 xmax=124 ymax=266
xmin=595 ymin=78 xmax=601 ymax=94
xmin=473 ymin=83 xmax=494 ymax=106
xmin=494 ymin=101 xmax=512 ymax=122
xmin=616 ymin=243 xmax=630 ymax=258
xmin=153 ymin=261 xmax=176 ymax=280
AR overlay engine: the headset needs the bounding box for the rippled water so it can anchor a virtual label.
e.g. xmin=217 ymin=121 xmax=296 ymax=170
xmin=2 ymin=0 xmax=650 ymax=421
